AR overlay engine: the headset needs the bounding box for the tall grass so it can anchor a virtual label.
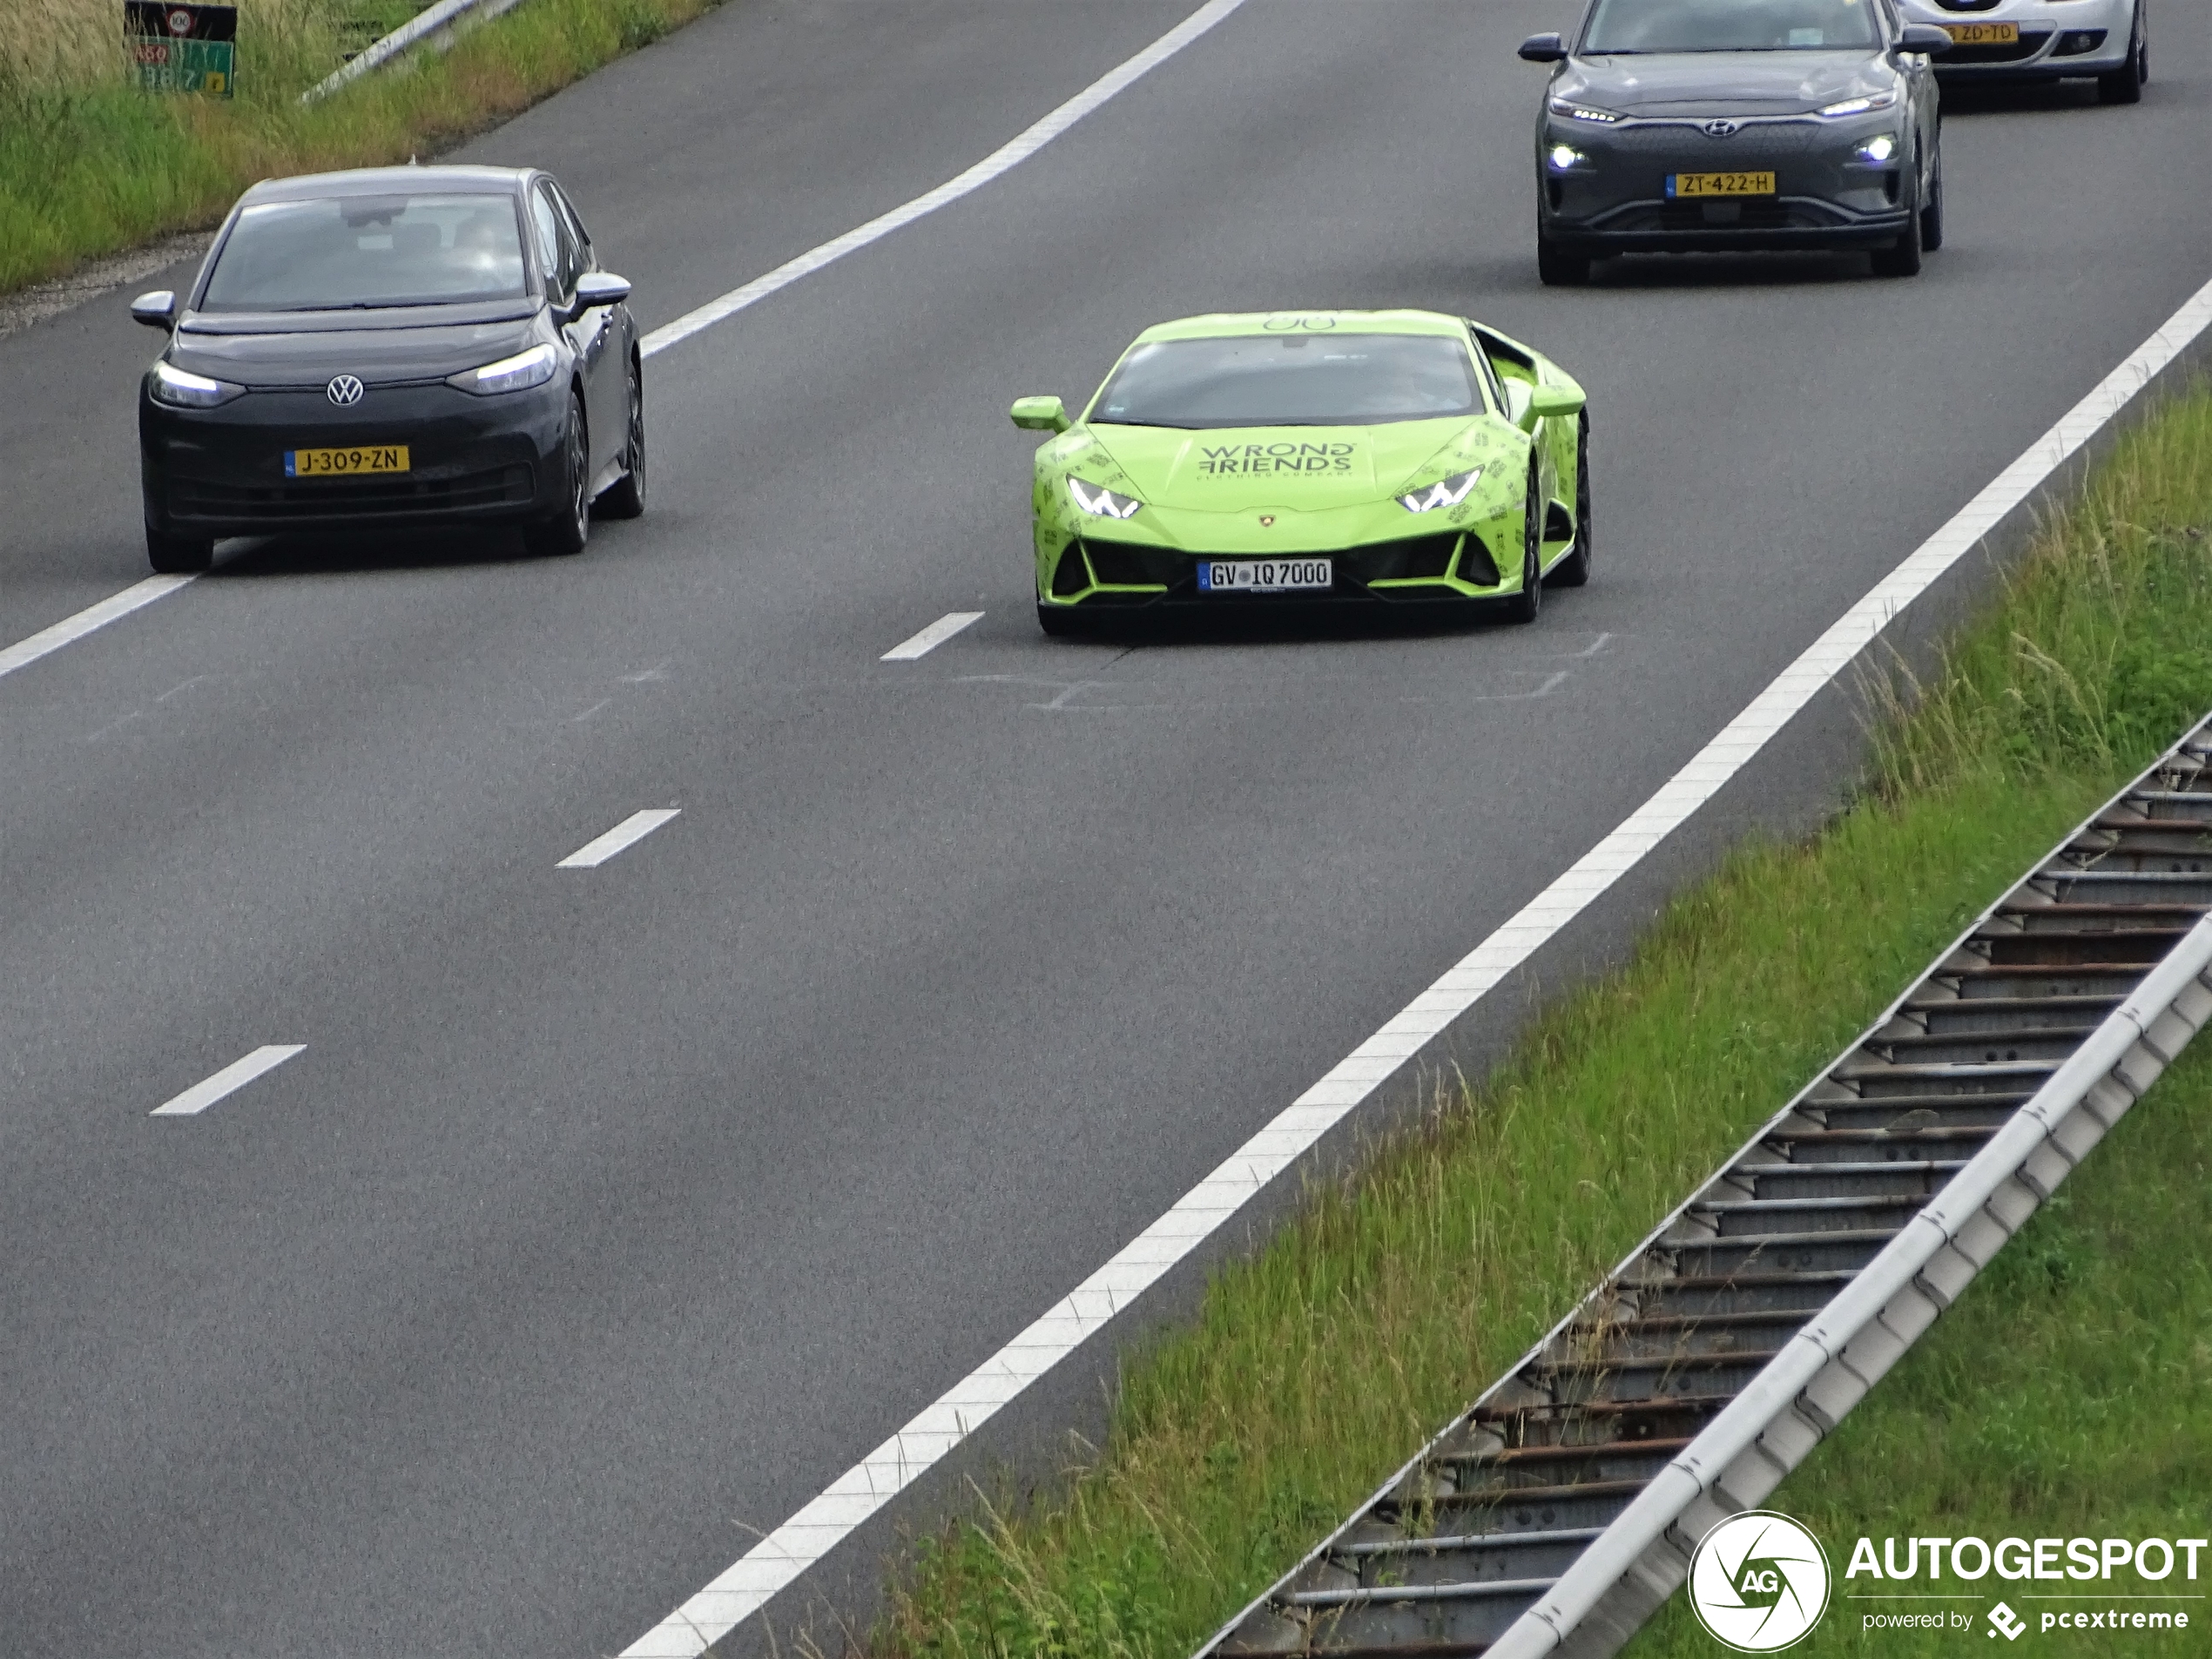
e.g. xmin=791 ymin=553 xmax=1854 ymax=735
xmin=867 ymin=390 xmax=2212 ymax=1659
xmin=0 ymin=0 xmax=716 ymax=296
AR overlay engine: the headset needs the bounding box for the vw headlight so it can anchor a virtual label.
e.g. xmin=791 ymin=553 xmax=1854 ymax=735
xmin=1068 ymin=477 xmax=1143 ymax=519
xmin=446 ymin=342 xmax=559 ymax=396
xmin=1818 ymin=91 xmax=1897 ymax=118
xmin=1548 ymin=98 xmax=1622 ymax=124
xmin=150 ymin=361 xmax=245 ymax=409
xmin=1397 ymin=469 xmax=1483 ymax=514
xmin=1852 ymin=132 xmax=1898 ymax=164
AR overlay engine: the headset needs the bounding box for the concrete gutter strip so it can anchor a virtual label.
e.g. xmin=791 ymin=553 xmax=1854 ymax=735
xmin=300 ymin=0 xmax=530 ymax=105
xmin=1487 ymin=914 xmax=2212 ymax=1659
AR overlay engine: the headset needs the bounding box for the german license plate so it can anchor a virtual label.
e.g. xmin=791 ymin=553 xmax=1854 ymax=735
xmin=1197 ymin=557 xmax=1332 ymax=594
xmin=1669 ymin=172 xmax=1777 ymax=199
xmin=1941 ymin=19 xmax=2018 ymax=42
xmin=284 ymin=444 xmax=409 ymax=478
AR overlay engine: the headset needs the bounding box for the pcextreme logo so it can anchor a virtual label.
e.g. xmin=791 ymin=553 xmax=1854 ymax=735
xmin=1688 ymin=1510 xmax=1834 ymax=1652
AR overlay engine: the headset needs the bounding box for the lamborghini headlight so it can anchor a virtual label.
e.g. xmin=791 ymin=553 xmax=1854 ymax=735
xmin=1396 ymin=468 xmax=1483 ymax=514
xmin=1068 ymin=477 xmax=1143 ymax=519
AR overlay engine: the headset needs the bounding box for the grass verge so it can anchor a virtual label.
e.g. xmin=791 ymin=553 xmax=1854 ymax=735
xmin=868 ymin=385 xmax=2212 ymax=1659
xmin=1 ymin=0 xmax=719 ymax=299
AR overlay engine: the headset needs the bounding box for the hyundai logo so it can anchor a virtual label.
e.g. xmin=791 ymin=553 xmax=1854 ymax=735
xmin=326 ymin=374 xmax=365 ymax=407
xmin=1703 ymin=118 xmax=1742 ymax=138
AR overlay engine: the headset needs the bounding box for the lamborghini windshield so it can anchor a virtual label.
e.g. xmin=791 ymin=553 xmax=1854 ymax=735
xmin=1090 ymin=334 xmax=1483 ymax=429
xmin=1582 ymin=0 xmax=1881 ymax=53
xmin=199 ymin=193 xmax=529 ymax=312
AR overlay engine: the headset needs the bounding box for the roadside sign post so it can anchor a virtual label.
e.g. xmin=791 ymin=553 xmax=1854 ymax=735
xmin=124 ymin=3 xmax=238 ymax=98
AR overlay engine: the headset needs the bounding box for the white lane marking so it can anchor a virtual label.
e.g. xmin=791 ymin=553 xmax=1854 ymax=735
xmin=620 ymin=279 xmax=2212 ymax=1659
xmin=881 ymin=611 xmax=984 ymax=661
xmin=0 ymin=576 xmax=196 ymax=685
xmin=557 ymin=807 xmax=680 ymax=868
xmin=637 ymin=0 xmax=1250 ymax=360
xmin=0 ymin=0 xmax=1248 ymax=686
xmin=152 ymin=1045 xmax=305 ymax=1116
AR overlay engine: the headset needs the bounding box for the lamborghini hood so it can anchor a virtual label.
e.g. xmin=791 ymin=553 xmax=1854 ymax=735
xmin=1084 ymin=418 xmax=1482 ymax=512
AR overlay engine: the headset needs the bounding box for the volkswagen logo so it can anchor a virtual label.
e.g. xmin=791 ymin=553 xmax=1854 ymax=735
xmin=326 ymin=374 xmax=365 ymax=407
xmin=1703 ymin=118 xmax=1742 ymax=138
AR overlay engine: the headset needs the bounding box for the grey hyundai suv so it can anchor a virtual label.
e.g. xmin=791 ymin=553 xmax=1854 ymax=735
xmin=1521 ymin=0 xmax=1954 ymax=284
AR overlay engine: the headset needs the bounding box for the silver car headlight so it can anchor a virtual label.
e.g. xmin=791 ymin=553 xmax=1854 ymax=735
xmin=1397 ymin=468 xmax=1483 ymax=514
xmin=446 ymin=342 xmax=559 ymax=396
xmin=1068 ymin=477 xmax=1143 ymax=519
xmin=1818 ymin=91 xmax=1898 ymax=117
xmin=150 ymin=361 xmax=245 ymax=409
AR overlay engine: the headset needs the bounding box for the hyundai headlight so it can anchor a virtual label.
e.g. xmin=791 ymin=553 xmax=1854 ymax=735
xmin=1068 ymin=477 xmax=1143 ymax=519
xmin=1548 ymin=98 xmax=1622 ymax=124
xmin=1397 ymin=468 xmax=1483 ymax=514
xmin=1548 ymin=144 xmax=1592 ymax=172
xmin=150 ymin=361 xmax=245 ymax=409
xmin=446 ymin=342 xmax=559 ymax=396
xmin=1852 ymin=132 xmax=1898 ymax=164
xmin=1818 ymin=91 xmax=1898 ymax=118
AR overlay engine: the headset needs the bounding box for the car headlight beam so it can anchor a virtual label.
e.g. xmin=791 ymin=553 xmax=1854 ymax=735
xmin=1852 ymin=132 xmax=1898 ymax=164
xmin=1397 ymin=468 xmax=1483 ymax=514
xmin=1818 ymin=90 xmax=1898 ymax=118
xmin=446 ymin=342 xmax=560 ymax=396
xmin=1548 ymin=98 xmax=1622 ymax=124
xmin=150 ymin=361 xmax=246 ymax=409
xmin=1548 ymin=143 xmax=1591 ymax=172
xmin=1068 ymin=477 xmax=1143 ymax=519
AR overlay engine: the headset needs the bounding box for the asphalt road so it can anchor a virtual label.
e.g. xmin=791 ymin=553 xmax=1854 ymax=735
xmin=3 ymin=2 xmax=2207 ymax=1654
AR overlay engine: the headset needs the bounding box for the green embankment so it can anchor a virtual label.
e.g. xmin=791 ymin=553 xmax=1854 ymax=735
xmin=1 ymin=0 xmax=719 ymax=300
xmin=872 ymin=389 xmax=2212 ymax=1659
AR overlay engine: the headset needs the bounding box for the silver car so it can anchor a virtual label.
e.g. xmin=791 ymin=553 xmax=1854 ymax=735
xmin=1520 ymin=0 xmax=1953 ymax=284
xmin=1895 ymin=0 xmax=2147 ymax=101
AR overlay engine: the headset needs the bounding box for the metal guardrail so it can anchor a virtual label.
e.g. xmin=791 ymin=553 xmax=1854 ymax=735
xmin=1197 ymin=711 xmax=2212 ymax=1659
xmin=300 ymin=0 xmax=530 ymax=105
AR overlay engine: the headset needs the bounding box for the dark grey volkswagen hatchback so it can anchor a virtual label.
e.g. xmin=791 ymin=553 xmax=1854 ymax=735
xmin=133 ymin=165 xmax=643 ymax=572
xmin=1520 ymin=0 xmax=1953 ymax=284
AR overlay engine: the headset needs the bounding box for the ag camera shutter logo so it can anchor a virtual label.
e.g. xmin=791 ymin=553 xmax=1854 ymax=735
xmin=1688 ymin=1510 xmax=1832 ymax=1652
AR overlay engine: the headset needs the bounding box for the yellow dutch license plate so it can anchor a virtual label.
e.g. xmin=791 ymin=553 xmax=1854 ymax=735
xmin=1942 ymin=20 xmax=2019 ymax=43
xmin=284 ymin=444 xmax=410 ymax=478
xmin=1669 ymin=172 xmax=1777 ymax=199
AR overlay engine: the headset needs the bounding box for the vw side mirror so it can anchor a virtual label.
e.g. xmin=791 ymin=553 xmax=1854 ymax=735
xmin=574 ymin=271 xmax=632 ymax=309
xmin=1518 ymin=31 xmax=1567 ymax=62
xmin=1011 ymin=395 xmax=1069 ymax=433
xmin=1897 ymin=23 xmax=1953 ymax=51
xmin=131 ymin=290 xmax=178 ymax=330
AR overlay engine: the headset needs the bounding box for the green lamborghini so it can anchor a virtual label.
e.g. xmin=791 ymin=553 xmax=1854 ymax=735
xmin=1012 ymin=309 xmax=1589 ymax=635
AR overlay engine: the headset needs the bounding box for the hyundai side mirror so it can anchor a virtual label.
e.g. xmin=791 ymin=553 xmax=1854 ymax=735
xmin=1518 ymin=31 xmax=1567 ymax=62
xmin=1897 ymin=23 xmax=1953 ymax=52
xmin=574 ymin=271 xmax=632 ymax=309
xmin=1010 ymin=395 xmax=1069 ymax=433
xmin=131 ymin=290 xmax=178 ymax=330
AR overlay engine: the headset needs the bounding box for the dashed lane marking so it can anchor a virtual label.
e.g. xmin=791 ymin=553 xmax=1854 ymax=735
xmin=152 ymin=1045 xmax=305 ymax=1117
xmin=881 ymin=611 xmax=984 ymax=661
xmin=557 ymin=808 xmax=681 ymax=869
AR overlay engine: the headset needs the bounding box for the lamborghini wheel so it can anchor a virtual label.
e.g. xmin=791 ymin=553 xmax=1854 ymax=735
xmin=1546 ymin=415 xmax=1592 ymax=589
xmin=1503 ymin=462 xmax=1544 ymax=624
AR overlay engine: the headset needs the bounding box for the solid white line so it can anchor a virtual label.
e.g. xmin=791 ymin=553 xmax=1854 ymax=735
xmin=620 ymin=278 xmax=2212 ymax=1659
xmin=881 ymin=611 xmax=984 ymax=662
xmin=152 ymin=1045 xmax=305 ymax=1116
xmin=637 ymin=0 xmax=1251 ymax=361
xmin=0 ymin=576 xmax=197 ymax=685
xmin=557 ymin=807 xmax=680 ymax=868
